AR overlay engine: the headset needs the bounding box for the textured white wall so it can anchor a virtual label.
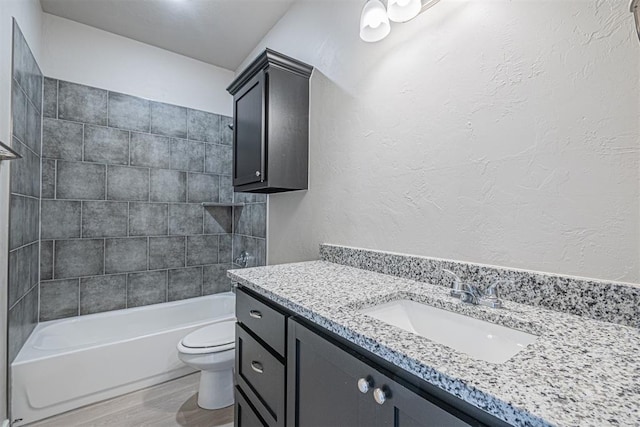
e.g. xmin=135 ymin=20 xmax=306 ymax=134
xmin=239 ymin=0 xmax=640 ymax=282
xmin=41 ymin=13 xmax=234 ymax=115
xmin=0 ymin=1 xmax=43 ymax=419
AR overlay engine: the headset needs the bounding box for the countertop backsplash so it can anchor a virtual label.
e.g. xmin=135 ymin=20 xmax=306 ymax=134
xmin=319 ymin=244 xmax=640 ymax=328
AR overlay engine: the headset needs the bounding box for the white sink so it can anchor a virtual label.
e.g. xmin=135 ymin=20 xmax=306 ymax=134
xmin=359 ymin=299 xmax=537 ymax=364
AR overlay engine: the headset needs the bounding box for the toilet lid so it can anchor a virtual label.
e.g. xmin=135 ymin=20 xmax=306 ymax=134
xmin=182 ymin=321 xmax=235 ymax=349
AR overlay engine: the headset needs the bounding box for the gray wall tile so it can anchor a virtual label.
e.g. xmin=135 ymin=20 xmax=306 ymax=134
xmin=168 ymin=267 xmax=202 ymax=301
xmin=10 ymin=139 xmax=39 ymax=198
xmin=42 ymin=118 xmax=83 ymax=161
xmin=187 ymin=110 xmax=220 ymax=143
xmin=219 ymin=234 xmax=232 ymax=263
xmin=80 ymin=274 xmax=126 ymax=314
xmin=251 ymin=203 xmax=267 ymax=238
xmin=204 ymin=206 xmax=232 ymax=234
xmin=151 ymin=102 xmax=187 ymax=138
xmin=9 ymin=196 xmax=24 ymax=250
xmin=12 ymin=83 xmax=27 ymax=144
xmin=43 ymin=77 xmax=57 ymax=118
xmin=108 ymin=92 xmax=150 ymax=132
xmin=130 ymin=132 xmax=170 ymax=168
xmin=187 ymin=235 xmax=218 ymax=266
xmin=203 ymin=264 xmax=232 ymax=295
xmin=8 ymin=288 xmax=38 ymax=362
xmin=205 ymin=143 xmax=232 ymax=175
xmin=168 ymin=204 xmax=203 ymax=235
xmin=220 ymin=116 xmax=233 ymax=146
xmin=29 ymin=241 xmax=39 ymax=289
xmin=55 ymin=239 xmax=104 ymax=279
xmin=25 ymin=99 xmax=41 ymax=154
xmin=58 ymin=80 xmax=107 ymax=125
xmin=150 ymin=169 xmax=186 ymax=202
xmin=41 ymin=200 xmax=81 ymax=239
xmin=127 ymin=271 xmax=167 ymax=307
xmin=219 ymin=175 xmax=233 ymax=203
xmin=39 ymin=279 xmax=80 ymax=321
xmin=41 ymin=240 xmax=53 ymax=281
xmin=8 ymin=247 xmax=29 ymax=308
xmin=170 ymin=138 xmax=204 ymax=172
xmin=105 ymin=238 xmax=148 ymax=274
xmin=129 ymin=203 xmax=168 ymax=236
xmin=84 ymin=125 xmax=129 ymax=165
xmin=42 ymin=159 xmax=56 ymax=199
xmin=107 ymin=165 xmax=149 ymax=201
xmin=149 ymin=236 xmax=185 ymax=270
xmin=57 ymin=161 xmax=105 ymax=200
xmin=187 ymin=173 xmax=219 ymax=203
xmin=8 ymin=195 xmax=22 ymax=250
xmin=12 ymin=21 xmax=42 ymax=107
xmin=234 ymin=205 xmax=252 ymax=236
xmin=82 ymin=201 xmax=128 ymax=238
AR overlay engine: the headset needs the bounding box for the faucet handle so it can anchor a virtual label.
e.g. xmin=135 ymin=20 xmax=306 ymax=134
xmin=485 ymin=282 xmax=500 ymax=299
xmin=442 ymin=269 xmax=464 ymax=297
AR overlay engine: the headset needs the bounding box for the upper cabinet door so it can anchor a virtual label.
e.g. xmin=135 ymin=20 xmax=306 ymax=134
xmin=227 ymin=49 xmax=312 ymax=194
xmin=233 ymin=72 xmax=265 ymax=187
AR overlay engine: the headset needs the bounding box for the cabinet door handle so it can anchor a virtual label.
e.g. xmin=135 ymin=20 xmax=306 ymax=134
xmin=249 ymin=310 xmax=262 ymax=319
xmin=357 ymin=378 xmax=372 ymax=394
xmin=373 ymin=387 xmax=389 ymax=405
xmin=255 ymin=171 xmax=261 ymax=177
xmin=250 ymin=361 xmax=264 ymax=374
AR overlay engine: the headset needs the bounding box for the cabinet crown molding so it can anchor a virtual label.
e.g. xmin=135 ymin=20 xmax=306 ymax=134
xmin=227 ymin=48 xmax=313 ymax=95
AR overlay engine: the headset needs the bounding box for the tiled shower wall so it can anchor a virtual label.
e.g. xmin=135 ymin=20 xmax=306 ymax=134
xmin=39 ymin=78 xmax=266 ymax=321
xmin=8 ymin=21 xmax=42 ymax=362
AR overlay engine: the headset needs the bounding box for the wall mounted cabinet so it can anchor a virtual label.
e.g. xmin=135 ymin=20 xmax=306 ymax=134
xmin=227 ymin=49 xmax=313 ymax=193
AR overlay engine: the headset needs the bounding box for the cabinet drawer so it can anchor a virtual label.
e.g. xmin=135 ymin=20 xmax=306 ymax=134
xmin=237 ymin=288 xmax=286 ymax=356
xmin=235 ymin=386 xmax=268 ymax=427
xmin=236 ymin=324 xmax=285 ymax=426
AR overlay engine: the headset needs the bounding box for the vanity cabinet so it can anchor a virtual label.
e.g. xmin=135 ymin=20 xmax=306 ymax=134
xmin=227 ymin=49 xmax=313 ymax=193
xmin=234 ymin=285 xmax=508 ymax=427
xmin=287 ymin=319 xmax=475 ymax=427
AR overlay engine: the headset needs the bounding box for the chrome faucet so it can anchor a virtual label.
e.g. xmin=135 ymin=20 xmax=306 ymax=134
xmin=441 ymin=270 xmax=504 ymax=309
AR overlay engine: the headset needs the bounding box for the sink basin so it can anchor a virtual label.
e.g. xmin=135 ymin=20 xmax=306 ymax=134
xmin=359 ymin=299 xmax=537 ymax=364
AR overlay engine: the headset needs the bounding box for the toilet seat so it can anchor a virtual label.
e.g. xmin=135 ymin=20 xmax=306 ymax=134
xmin=178 ymin=321 xmax=235 ymax=355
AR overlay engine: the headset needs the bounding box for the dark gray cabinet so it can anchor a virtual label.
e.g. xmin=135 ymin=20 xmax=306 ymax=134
xmin=227 ymin=49 xmax=313 ymax=193
xmin=235 ymin=286 xmax=509 ymax=427
xmin=287 ymin=319 xmax=474 ymax=427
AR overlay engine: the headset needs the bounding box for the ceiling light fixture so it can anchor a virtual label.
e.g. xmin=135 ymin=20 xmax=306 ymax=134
xmin=359 ymin=0 xmax=441 ymax=42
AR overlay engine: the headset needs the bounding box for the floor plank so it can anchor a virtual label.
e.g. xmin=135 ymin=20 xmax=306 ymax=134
xmin=27 ymin=374 xmax=234 ymax=427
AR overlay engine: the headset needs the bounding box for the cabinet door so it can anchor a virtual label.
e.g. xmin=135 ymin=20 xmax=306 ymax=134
xmin=287 ymin=320 xmax=377 ymax=427
xmin=233 ymin=72 xmax=265 ymax=186
xmin=374 ymin=377 xmax=473 ymax=427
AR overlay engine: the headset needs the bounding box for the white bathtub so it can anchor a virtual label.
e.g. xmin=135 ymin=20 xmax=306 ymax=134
xmin=11 ymin=292 xmax=235 ymax=425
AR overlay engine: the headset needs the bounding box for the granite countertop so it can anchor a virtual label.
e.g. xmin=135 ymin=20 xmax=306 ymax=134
xmin=228 ymin=260 xmax=640 ymax=427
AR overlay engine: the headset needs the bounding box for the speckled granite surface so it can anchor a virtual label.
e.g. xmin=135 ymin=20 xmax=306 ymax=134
xmin=320 ymin=244 xmax=640 ymax=328
xmin=229 ymin=261 xmax=640 ymax=427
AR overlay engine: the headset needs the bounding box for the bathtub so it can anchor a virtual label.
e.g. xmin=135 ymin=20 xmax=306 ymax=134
xmin=11 ymin=292 xmax=235 ymax=425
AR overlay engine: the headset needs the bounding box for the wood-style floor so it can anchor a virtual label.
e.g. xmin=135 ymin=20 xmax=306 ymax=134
xmin=26 ymin=374 xmax=234 ymax=427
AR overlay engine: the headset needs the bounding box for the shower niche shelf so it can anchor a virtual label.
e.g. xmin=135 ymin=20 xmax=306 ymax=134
xmin=201 ymin=202 xmax=245 ymax=208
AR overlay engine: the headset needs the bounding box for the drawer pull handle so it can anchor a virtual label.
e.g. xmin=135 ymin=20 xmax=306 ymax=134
xmin=373 ymin=387 xmax=389 ymax=405
xmin=357 ymin=378 xmax=372 ymax=394
xmin=251 ymin=361 xmax=264 ymax=374
xmin=249 ymin=310 xmax=263 ymax=319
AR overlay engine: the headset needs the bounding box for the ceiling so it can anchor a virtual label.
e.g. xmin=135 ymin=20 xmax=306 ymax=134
xmin=40 ymin=0 xmax=296 ymax=71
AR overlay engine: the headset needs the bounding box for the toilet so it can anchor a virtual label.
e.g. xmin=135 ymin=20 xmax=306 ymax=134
xmin=177 ymin=320 xmax=236 ymax=410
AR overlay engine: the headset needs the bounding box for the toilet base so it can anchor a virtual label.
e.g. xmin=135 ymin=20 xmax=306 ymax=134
xmin=197 ymin=368 xmax=234 ymax=410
